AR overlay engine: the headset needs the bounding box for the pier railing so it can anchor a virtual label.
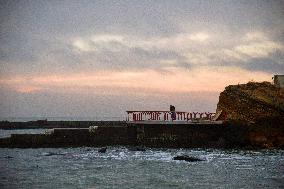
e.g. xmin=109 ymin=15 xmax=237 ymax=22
xmin=126 ymin=111 xmax=216 ymax=122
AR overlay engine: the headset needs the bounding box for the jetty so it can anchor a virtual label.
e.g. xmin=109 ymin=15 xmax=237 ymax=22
xmin=0 ymin=109 xmax=282 ymax=149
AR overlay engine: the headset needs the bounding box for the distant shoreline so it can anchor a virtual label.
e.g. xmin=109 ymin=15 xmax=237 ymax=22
xmin=0 ymin=116 xmax=126 ymax=122
xmin=0 ymin=120 xmax=127 ymax=130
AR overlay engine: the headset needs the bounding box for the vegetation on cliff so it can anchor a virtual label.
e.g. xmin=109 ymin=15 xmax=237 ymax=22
xmin=217 ymin=81 xmax=284 ymax=123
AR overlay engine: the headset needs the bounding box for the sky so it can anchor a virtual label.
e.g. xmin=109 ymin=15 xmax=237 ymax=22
xmin=0 ymin=0 xmax=283 ymax=119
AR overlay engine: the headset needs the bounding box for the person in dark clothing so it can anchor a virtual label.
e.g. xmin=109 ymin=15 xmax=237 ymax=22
xmin=170 ymin=105 xmax=176 ymax=121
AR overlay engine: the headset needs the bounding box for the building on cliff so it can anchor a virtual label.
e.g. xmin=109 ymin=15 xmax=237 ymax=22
xmin=273 ymin=75 xmax=284 ymax=88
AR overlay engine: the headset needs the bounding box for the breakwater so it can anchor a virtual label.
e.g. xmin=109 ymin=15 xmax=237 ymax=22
xmin=1 ymin=120 xmax=283 ymax=149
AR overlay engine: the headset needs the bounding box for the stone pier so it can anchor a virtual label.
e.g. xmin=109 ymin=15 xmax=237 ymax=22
xmin=1 ymin=120 xmax=283 ymax=149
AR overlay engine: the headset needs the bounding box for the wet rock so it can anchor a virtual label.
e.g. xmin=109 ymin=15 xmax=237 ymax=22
xmin=173 ymin=155 xmax=203 ymax=162
xmin=98 ymin=147 xmax=107 ymax=153
xmin=129 ymin=146 xmax=146 ymax=151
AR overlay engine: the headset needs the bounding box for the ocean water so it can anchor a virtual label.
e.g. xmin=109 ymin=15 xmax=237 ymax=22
xmin=0 ymin=146 xmax=283 ymax=189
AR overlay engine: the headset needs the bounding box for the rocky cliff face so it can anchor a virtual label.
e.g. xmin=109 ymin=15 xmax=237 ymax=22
xmin=217 ymin=81 xmax=284 ymax=123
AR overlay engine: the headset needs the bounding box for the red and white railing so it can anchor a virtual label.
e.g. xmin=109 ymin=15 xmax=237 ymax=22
xmin=126 ymin=111 xmax=216 ymax=122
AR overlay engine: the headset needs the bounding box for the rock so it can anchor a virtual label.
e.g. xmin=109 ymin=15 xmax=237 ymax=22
xmin=129 ymin=146 xmax=146 ymax=151
xmin=5 ymin=156 xmax=13 ymax=159
xmin=98 ymin=147 xmax=107 ymax=153
xmin=173 ymin=155 xmax=203 ymax=162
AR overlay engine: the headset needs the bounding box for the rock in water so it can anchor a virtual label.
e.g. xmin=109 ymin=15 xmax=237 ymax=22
xmin=129 ymin=146 xmax=146 ymax=151
xmin=98 ymin=147 xmax=107 ymax=153
xmin=135 ymin=146 xmax=146 ymax=151
xmin=173 ymin=155 xmax=203 ymax=162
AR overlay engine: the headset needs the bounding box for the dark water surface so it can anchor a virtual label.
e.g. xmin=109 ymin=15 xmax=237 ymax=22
xmin=0 ymin=147 xmax=283 ymax=189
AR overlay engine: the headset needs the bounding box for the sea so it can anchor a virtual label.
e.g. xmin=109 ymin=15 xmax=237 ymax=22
xmin=0 ymin=122 xmax=284 ymax=188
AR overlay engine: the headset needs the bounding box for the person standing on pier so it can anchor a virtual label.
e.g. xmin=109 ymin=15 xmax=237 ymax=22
xmin=170 ymin=105 xmax=176 ymax=121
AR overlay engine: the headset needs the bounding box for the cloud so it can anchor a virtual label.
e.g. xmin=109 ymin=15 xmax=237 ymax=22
xmin=234 ymin=41 xmax=282 ymax=59
xmin=91 ymin=35 xmax=124 ymax=43
xmin=189 ymin=32 xmax=210 ymax=42
xmin=73 ymin=39 xmax=93 ymax=52
xmin=243 ymin=31 xmax=268 ymax=41
xmin=3 ymin=30 xmax=282 ymax=78
xmin=72 ymin=34 xmax=128 ymax=52
xmin=194 ymin=31 xmax=283 ymax=67
xmin=70 ymin=32 xmax=212 ymax=70
xmin=72 ymin=32 xmax=211 ymax=53
xmin=71 ymin=31 xmax=283 ymax=72
xmin=230 ymin=32 xmax=283 ymax=60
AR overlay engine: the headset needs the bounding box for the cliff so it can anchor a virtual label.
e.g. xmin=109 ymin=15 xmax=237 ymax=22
xmin=217 ymin=81 xmax=284 ymax=123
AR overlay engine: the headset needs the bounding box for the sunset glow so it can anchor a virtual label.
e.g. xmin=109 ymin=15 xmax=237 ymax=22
xmin=1 ymin=67 xmax=271 ymax=95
